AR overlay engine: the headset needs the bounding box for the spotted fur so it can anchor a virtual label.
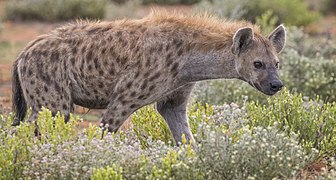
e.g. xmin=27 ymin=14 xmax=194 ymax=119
xmin=12 ymin=11 xmax=286 ymax=144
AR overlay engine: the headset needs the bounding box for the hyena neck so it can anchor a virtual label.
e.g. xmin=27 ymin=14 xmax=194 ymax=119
xmin=179 ymin=49 xmax=239 ymax=83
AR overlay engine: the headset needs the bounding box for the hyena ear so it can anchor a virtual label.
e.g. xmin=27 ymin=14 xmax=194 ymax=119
xmin=268 ymin=24 xmax=286 ymax=53
xmin=231 ymin=27 xmax=254 ymax=55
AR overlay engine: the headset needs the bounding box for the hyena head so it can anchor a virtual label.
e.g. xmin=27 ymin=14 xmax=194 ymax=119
xmin=231 ymin=25 xmax=286 ymax=95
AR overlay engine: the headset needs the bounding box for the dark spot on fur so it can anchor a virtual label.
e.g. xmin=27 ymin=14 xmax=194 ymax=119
xmin=101 ymin=48 xmax=107 ymax=54
xmin=41 ymin=74 xmax=51 ymax=85
xmin=134 ymin=46 xmax=140 ymax=54
xmin=72 ymin=47 xmax=78 ymax=54
xmin=37 ymin=100 xmax=42 ymax=108
xmin=117 ymin=95 xmax=124 ymax=101
xmin=172 ymin=71 xmax=178 ymax=77
xmin=29 ymin=94 xmax=34 ymax=100
xmin=98 ymin=82 xmax=104 ymax=89
xmin=86 ymin=51 xmax=93 ymax=61
xmin=71 ymin=57 xmax=76 ymax=66
xmin=137 ymin=95 xmax=145 ymax=100
xmin=101 ymin=27 xmax=110 ymax=32
xmin=149 ymin=47 xmax=155 ymax=54
xmin=170 ymin=62 xmax=179 ymax=73
xmin=119 ymin=57 xmax=127 ymax=66
xmin=141 ymin=27 xmax=147 ymax=33
xmin=166 ymin=52 xmax=173 ymax=65
xmin=149 ymin=85 xmax=155 ymax=91
xmin=54 ymin=83 xmax=61 ymax=93
xmin=177 ymin=48 xmax=183 ymax=56
xmin=88 ymin=65 xmax=93 ymax=71
xmin=140 ymin=80 xmax=148 ymax=90
xmin=134 ymin=71 xmax=141 ymax=78
xmin=51 ymin=103 xmax=56 ymax=109
xmin=50 ymin=51 xmax=60 ymax=63
xmin=185 ymin=43 xmax=192 ymax=52
xmin=149 ymin=72 xmax=161 ymax=82
xmin=81 ymin=45 xmax=87 ymax=54
xmin=41 ymin=96 xmax=45 ymax=101
xmin=121 ymin=40 xmax=127 ymax=48
xmin=158 ymin=44 xmax=163 ymax=52
xmin=21 ymin=66 xmax=27 ymax=74
xmin=121 ymin=111 xmax=127 ymax=116
xmin=30 ymin=80 xmax=35 ymax=85
xmin=41 ymin=50 xmax=48 ymax=57
xmin=130 ymin=91 xmax=136 ymax=97
xmin=94 ymin=58 xmax=99 ymax=69
xmin=88 ymin=27 xmax=101 ymax=34
xmin=143 ymin=72 xmax=150 ymax=78
xmin=145 ymin=58 xmax=151 ymax=67
xmin=126 ymin=82 xmax=132 ymax=88
xmin=28 ymin=69 xmax=33 ymax=76
xmin=173 ymin=39 xmax=182 ymax=49
xmin=44 ymin=86 xmax=48 ymax=92
xmin=109 ymin=66 xmax=115 ymax=75
xmin=114 ymin=120 xmax=120 ymax=126
xmin=36 ymin=89 xmax=40 ymax=95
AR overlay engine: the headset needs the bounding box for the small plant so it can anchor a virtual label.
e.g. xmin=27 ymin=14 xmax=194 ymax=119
xmin=131 ymin=105 xmax=173 ymax=147
xmin=92 ymin=164 xmax=123 ymax=180
xmin=195 ymin=0 xmax=319 ymax=26
xmin=5 ymin=0 xmax=107 ymax=21
xmin=142 ymin=0 xmax=200 ymax=5
xmin=255 ymin=10 xmax=278 ymax=35
xmin=194 ymin=0 xmax=249 ymax=20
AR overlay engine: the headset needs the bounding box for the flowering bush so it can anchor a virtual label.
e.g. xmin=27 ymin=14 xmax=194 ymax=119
xmin=0 ymin=96 xmax=322 ymax=179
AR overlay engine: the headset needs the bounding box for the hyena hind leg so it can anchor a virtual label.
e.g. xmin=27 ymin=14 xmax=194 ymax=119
xmin=156 ymin=83 xmax=195 ymax=145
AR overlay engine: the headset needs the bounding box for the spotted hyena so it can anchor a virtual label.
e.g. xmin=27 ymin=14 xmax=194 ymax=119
xmin=12 ymin=12 xmax=286 ymax=144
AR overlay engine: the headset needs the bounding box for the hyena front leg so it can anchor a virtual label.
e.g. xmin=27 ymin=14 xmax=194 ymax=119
xmin=156 ymin=83 xmax=195 ymax=145
xmin=100 ymin=95 xmax=139 ymax=134
xmin=100 ymin=81 xmax=142 ymax=134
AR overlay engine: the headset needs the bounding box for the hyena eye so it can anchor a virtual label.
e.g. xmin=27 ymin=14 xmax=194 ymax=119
xmin=276 ymin=62 xmax=280 ymax=69
xmin=253 ymin=61 xmax=263 ymax=69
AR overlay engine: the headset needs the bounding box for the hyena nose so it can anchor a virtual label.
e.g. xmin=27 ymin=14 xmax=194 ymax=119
xmin=270 ymin=80 xmax=283 ymax=92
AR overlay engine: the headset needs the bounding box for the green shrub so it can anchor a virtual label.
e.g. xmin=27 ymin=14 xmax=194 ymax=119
xmin=131 ymin=103 xmax=217 ymax=147
xmin=131 ymin=105 xmax=174 ymax=147
xmin=92 ymin=164 xmax=123 ymax=180
xmin=5 ymin=0 xmax=107 ymax=21
xmin=142 ymin=0 xmax=200 ymax=5
xmin=247 ymin=89 xmax=336 ymax=156
xmin=194 ymin=0 xmax=249 ymax=20
xmin=195 ymin=0 xmax=319 ymax=26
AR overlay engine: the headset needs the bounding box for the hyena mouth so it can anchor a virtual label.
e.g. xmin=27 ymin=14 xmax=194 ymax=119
xmin=248 ymin=81 xmax=277 ymax=96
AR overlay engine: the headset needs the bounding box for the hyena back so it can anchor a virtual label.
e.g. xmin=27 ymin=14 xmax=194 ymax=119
xmin=12 ymin=12 xmax=286 ymax=144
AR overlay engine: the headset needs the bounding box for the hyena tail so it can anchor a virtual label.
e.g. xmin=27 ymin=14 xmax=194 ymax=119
xmin=12 ymin=60 xmax=27 ymax=126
